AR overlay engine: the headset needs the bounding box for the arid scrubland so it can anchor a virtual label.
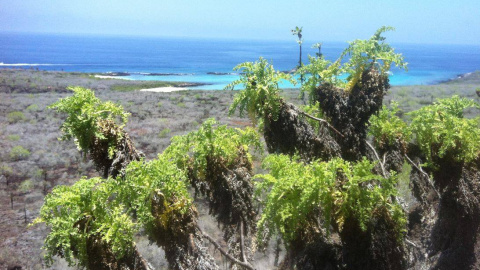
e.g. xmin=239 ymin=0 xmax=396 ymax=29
xmin=0 ymin=68 xmax=479 ymax=269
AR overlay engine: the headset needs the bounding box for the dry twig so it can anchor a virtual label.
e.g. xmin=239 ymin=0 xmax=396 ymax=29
xmin=197 ymin=225 xmax=255 ymax=270
xmin=300 ymin=112 xmax=344 ymax=138
xmin=365 ymin=140 xmax=388 ymax=178
xmin=404 ymin=154 xmax=441 ymax=199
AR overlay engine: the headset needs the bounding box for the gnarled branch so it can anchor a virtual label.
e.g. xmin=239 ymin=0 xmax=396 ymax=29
xmin=300 ymin=111 xmax=344 ymax=138
xmin=404 ymin=154 xmax=441 ymax=199
xmin=239 ymin=219 xmax=248 ymax=264
xmin=365 ymin=140 xmax=388 ymax=178
xmin=197 ymin=225 xmax=255 ymax=270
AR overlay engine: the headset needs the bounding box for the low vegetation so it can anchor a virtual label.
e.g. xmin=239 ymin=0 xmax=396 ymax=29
xmin=7 ymin=111 xmax=26 ymax=123
xmin=10 ymin=145 xmax=31 ymax=161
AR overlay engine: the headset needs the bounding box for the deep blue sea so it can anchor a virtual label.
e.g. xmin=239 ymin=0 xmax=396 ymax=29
xmin=0 ymin=32 xmax=479 ymax=90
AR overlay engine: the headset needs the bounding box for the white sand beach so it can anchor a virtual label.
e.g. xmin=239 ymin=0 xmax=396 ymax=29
xmin=94 ymin=75 xmax=131 ymax=80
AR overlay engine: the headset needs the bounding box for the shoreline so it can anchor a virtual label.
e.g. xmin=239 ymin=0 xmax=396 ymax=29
xmin=0 ymin=68 xmax=479 ymax=93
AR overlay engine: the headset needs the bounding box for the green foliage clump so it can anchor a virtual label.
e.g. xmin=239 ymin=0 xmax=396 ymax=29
xmin=33 ymin=155 xmax=193 ymax=267
xmin=369 ymin=102 xmax=411 ymax=150
xmin=118 ymin=155 xmax=192 ymax=228
xmin=26 ymin=104 xmax=39 ymax=111
xmin=409 ymin=95 xmax=480 ymax=167
xmin=7 ymin=111 xmax=26 ymax=123
xmin=10 ymin=145 xmax=31 ymax=160
xmin=19 ymin=179 xmax=34 ymax=193
xmin=6 ymin=134 xmax=20 ymax=141
xmin=48 ymin=86 xmax=129 ymax=157
xmin=299 ymin=26 xmax=407 ymax=100
xmin=0 ymin=165 xmax=13 ymax=177
xmin=32 ymin=177 xmax=136 ymax=267
xmin=298 ymin=56 xmax=339 ymax=103
xmin=226 ymin=58 xmax=295 ymax=123
xmin=158 ymin=128 xmax=171 ymax=138
xmin=341 ymin=26 xmax=407 ymax=91
xmin=256 ymin=154 xmax=405 ymax=245
xmin=164 ymin=118 xmax=261 ymax=179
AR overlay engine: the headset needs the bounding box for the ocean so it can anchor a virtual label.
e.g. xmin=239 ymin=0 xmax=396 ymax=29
xmin=0 ymin=32 xmax=479 ymax=90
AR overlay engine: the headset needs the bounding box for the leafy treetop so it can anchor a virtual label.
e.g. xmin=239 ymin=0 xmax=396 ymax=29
xmin=409 ymin=95 xmax=480 ymax=167
xmin=341 ymin=26 xmax=407 ymax=90
xmin=291 ymin=26 xmax=303 ymax=45
xmin=226 ymin=58 xmax=295 ymax=124
xmin=31 ymin=177 xmax=136 ymax=267
xmin=119 ymin=154 xmax=192 ymax=229
xmin=368 ymin=101 xmax=411 ymax=150
xmin=299 ymin=26 xmax=407 ymax=98
xmin=164 ymin=118 xmax=261 ymax=180
xmin=48 ymin=86 xmax=129 ymax=156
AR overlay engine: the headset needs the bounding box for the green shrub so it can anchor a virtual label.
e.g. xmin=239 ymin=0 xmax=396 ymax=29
xmin=227 ymin=57 xmax=295 ymax=124
xmin=7 ymin=111 xmax=26 ymax=123
xmin=26 ymin=104 xmax=39 ymax=111
xmin=48 ymin=86 xmax=129 ymax=155
xmin=32 ymin=177 xmax=136 ymax=267
xmin=0 ymin=165 xmax=13 ymax=177
xmin=368 ymin=102 xmax=411 ymax=149
xmin=33 ymin=156 xmax=192 ymax=268
xmin=409 ymin=95 xmax=480 ymax=167
xmin=164 ymin=118 xmax=261 ymax=179
xmin=256 ymin=155 xmax=406 ymax=245
xmin=298 ymin=26 xmax=407 ymax=100
xmin=119 ymin=155 xmax=192 ymax=227
xmin=158 ymin=128 xmax=171 ymax=138
xmin=176 ymin=102 xmax=186 ymax=108
xmin=10 ymin=145 xmax=31 ymax=160
xmin=6 ymin=134 xmax=20 ymax=141
xmin=19 ymin=180 xmax=34 ymax=193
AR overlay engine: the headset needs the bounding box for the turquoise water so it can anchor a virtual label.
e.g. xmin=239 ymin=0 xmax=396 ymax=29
xmin=0 ymin=33 xmax=479 ymax=89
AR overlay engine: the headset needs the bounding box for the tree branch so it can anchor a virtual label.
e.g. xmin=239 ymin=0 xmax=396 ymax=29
xmin=404 ymin=154 xmax=441 ymax=199
xmin=134 ymin=246 xmax=154 ymax=270
xmin=197 ymin=225 xmax=255 ymax=270
xmin=365 ymin=140 xmax=388 ymax=178
xmin=405 ymin=238 xmax=419 ymax=249
xmin=239 ymin=219 xmax=248 ymax=264
xmin=300 ymin=112 xmax=344 ymax=138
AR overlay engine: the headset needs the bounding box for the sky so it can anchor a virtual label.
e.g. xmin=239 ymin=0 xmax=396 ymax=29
xmin=0 ymin=0 xmax=479 ymax=45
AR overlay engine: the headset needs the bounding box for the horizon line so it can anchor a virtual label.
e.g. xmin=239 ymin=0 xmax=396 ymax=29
xmin=1 ymin=30 xmax=479 ymax=47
